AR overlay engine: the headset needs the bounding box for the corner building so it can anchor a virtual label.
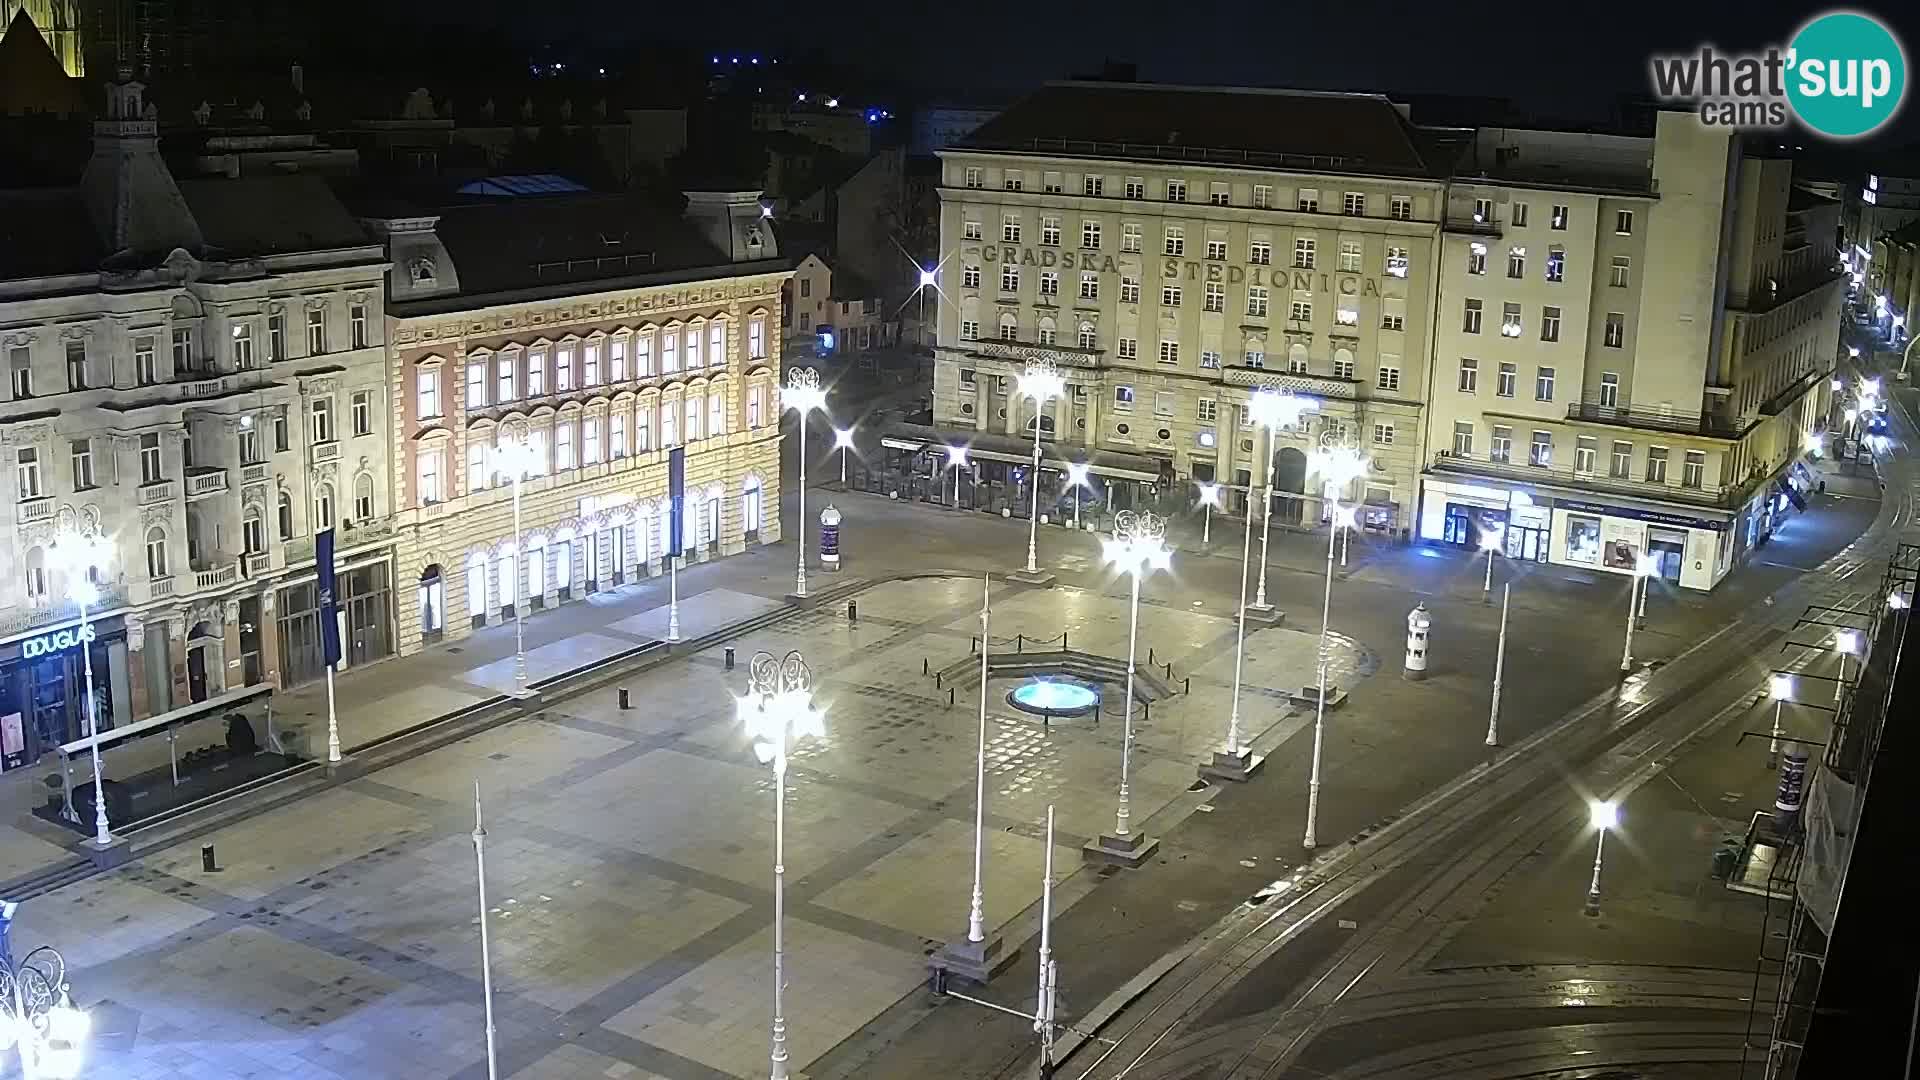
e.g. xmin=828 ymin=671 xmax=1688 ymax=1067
xmin=358 ymin=188 xmax=788 ymax=654
xmin=931 ymin=83 xmax=1447 ymax=532
xmin=1422 ymin=114 xmax=1843 ymax=590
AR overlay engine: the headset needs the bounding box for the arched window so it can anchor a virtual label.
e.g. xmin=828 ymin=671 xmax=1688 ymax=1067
xmin=1078 ymin=322 xmax=1097 ymax=350
xmin=1287 ymin=342 xmax=1310 ymax=374
xmin=145 ymin=527 xmax=169 ymax=579
xmin=277 ymin=489 xmax=294 ymax=539
xmin=242 ymin=506 xmax=265 ymax=554
xmin=23 ymin=546 xmax=47 ymax=601
xmin=1245 ymin=338 xmax=1266 ymax=368
xmin=354 ymin=471 xmax=375 ymax=521
xmin=314 ymin=483 xmax=335 ymax=531
xmin=1037 ymin=316 xmax=1057 ymax=346
xmin=998 ymin=312 xmax=1019 ymax=341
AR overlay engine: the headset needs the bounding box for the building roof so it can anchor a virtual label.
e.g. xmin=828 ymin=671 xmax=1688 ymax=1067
xmin=0 ymin=187 xmax=101 ymax=277
xmin=424 ymin=192 xmax=741 ymax=296
xmin=0 ymin=9 xmax=86 ymax=116
xmin=177 ymin=175 xmax=373 ymax=256
xmin=956 ymin=82 xmax=1445 ymax=178
xmin=1788 ymin=185 xmax=1840 ymax=212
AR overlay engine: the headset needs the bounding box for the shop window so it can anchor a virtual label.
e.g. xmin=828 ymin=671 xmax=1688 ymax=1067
xmin=1565 ymin=515 xmax=1601 ymax=564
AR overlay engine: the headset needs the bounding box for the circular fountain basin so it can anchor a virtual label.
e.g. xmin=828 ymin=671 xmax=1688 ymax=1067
xmin=1007 ymin=679 xmax=1101 ymax=719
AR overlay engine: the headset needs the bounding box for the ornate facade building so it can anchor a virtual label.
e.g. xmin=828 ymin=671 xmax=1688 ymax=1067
xmin=355 ymin=187 xmax=788 ymax=657
xmin=0 ymin=77 xmax=391 ymax=763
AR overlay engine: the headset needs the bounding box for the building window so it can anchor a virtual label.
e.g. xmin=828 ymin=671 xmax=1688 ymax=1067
xmin=1164 ymin=226 xmax=1184 ymax=257
xmin=140 ymin=433 xmax=163 ymax=483
xmin=1333 ymin=353 xmax=1355 ymax=379
xmin=1603 ymin=312 xmax=1625 ymax=348
xmin=418 ymin=447 xmax=444 ymax=503
xmin=352 ymin=390 xmax=373 ymax=436
xmin=1497 ymin=362 xmax=1517 ymax=397
xmin=1373 ymin=422 xmax=1394 ymax=446
xmin=1204 ymin=282 xmax=1224 ymax=312
xmin=416 ymin=367 xmax=441 ymax=418
xmin=350 ymin=303 xmax=369 ymax=348
xmin=1467 ymin=242 xmax=1487 ymax=275
xmin=7 ymin=347 xmax=30 ymax=399
xmin=242 ymin=508 xmax=265 ymax=556
xmin=1529 ymin=430 xmax=1552 ymax=467
xmin=749 ymin=317 xmax=767 ymax=359
xmin=1206 ymin=239 xmax=1227 ymax=261
xmin=311 ymin=396 xmax=335 ymax=443
xmin=1343 ymin=191 xmax=1366 ymax=216
xmin=1458 ymin=357 xmax=1478 ymax=393
xmin=1083 ymin=175 xmax=1103 ymax=196
xmin=1452 ymin=421 xmax=1474 ymax=456
xmin=277 ymin=490 xmax=294 ymax=538
xmin=636 ymin=335 xmax=655 ymax=375
xmin=1166 ymin=179 xmax=1186 ymax=202
xmin=1473 ymin=197 xmax=1493 ymax=223
xmin=70 ymin=438 xmax=93 ymax=489
xmin=609 ymin=337 xmax=627 ymax=381
xmin=1535 ymin=366 xmax=1555 ymax=401
xmin=1041 ymin=216 xmax=1061 ymax=246
xmin=963 ymin=220 xmax=982 ymax=242
xmin=1490 ymin=425 xmax=1513 ymax=463
xmin=963 ymin=265 xmax=981 ymax=289
xmin=1253 ymin=185 xmax=1272 ymax=208
xmin=1615 ymin=209 xmax=1634 ymax=235
xmin=1209 ymin=182 xmax=1230 ymax=206
xmin=135 ymin=336 xmax=158 ymax=385
xmin=1162 ymin=285 xmax=1182 ymax=307
xmin=1082 ymin=221 xmax=1101 ymax=248
xmin=961 ymin=320 xmax=979 ymax=341
xmin=1118 ymin=337 xmax=1137 ymax=360
xmin=354 ymin=472 xmax=375 ymax=520
xmin=268 ymin=313 xmax=286 ymax=361
xmin=170 ymin=327 xmax=191 ymax=374
xmin=1385 ymin=246 xmax=1408 ymax=277
xmin=306 ymin=307 xmax=326 ymax=354
xmin=1244 ymin=345 xmax=1265 ymax=368
xmin=1079 ymin=272 xmax=1099 ymax=300
xmin=1382 ymin=312 xmax=1405 ymax=331
xmin=1507 ymin=247 xmax=1526 ymax=278
xmin=1546 ymin=249 xmax=1565 ymax=282
xmin=1200 ymin=350 xmax=1221 ymax=369
xmin=1339 ymin=240 xmax=1362 ymax=272
xmin=1298 ymin=188 xmax=1319 ymax=213
xmin=1197 ymin=398 xmax=1218 ymax=421
xmin=1377 ymin=364 xmax=1400 ymax=392
xmin=1043 ymin=173 xmax=1063 ymax=194
xmin=1683 ymin=450 xmax=1706 ymax=489
xmin=1001 ymin=264 xmax=1020 ymax=292
xmin=1290 ymin=299 xmax=1312 ymax=322
xmin=638 ymin=403 xmax=654 ymax=447
xmin=1575 ymin=436 xmax=1597 ymax=474
xmin=1463 ymin=298 xmax=1482 ymax=334
xmin=1288 ymin=348 xmax=1309 ymax=374
xmin=1078 ymin=323 xmax=1097 ymax=349
xmin=498 ymin=353 xmax=518 ymax=400
xmin=467 ymin=443 xmax=487 ymax=492
xmin=1645 ymin=446 xmax=1668 ymax=483
xmin=1158 ymin=340 xmax=1179 ymax=365
xmin=1610 ymin=441 xmax=1633 ymax=479
xmin=145 ymin=526 xmax=169 ymax=578
xmin=15 ymin=448 xmax=40 ymax=499
xmin=1609 ymin=256 xmax=1631 ymax=287
xmin=314 ymin=484 xmax=335 ymax=530
xmin=1247 ymin=286 xmax=1268 ymax=317
xmin=1250 ymin=240 xmax=1271 ymax=265
xmin=1004 ymin=170 xmax=1023 ymax=191
xmin=1390 ymin=195 xmax=1413 ymax=221
xmin=557 ymin=343 xmax=577 ymax=389
xmin=964 ymin=167 xmax=982 ymax=189
xmin=1120 ymin=276 xmax=1140 ymax=304
xmin=1113 ymin=385 xmax=1134 ymax=410
xmin=1037 ymin=323 xmax=1056 ymax=345
xmin=585 ymin=342 xmax=603 ymax=385
xmin=1294 ymin=237 xmax=1315 ymax=269
xmin=273 ymin=406 xmax=290 ymax=451
xmin=467 ymin=360 xmax=488 ymax=407
xmin=1501 ymin=302 xmax=1522 ymax=337
xmin=1336 ymin=305 xmax=1358 ymax=326
xmin=63 ymin=340 xmax=87 ymax=390
xmin=1040 ymin=272 xmax=1060 ymax=297
xmin=611 ymin=412 xmax=628 ymax=457
xmin=1154 ymin=391 xmax=1174 ymax=417
xmin=1551 ymin=204 xmax=1569 ymax=230
xmin=1599 ymin=371 xmax=1620 ymax=407
xmin=1002 ymin=216 xmax=1021 ymax=243
xmin=1122 ymin=223 xmax=1142 ymax=252
xmin=999 ymin=317 xmax=1018 ymax=341
xmin=1541 ymin=306 xmax=1562 ymax=342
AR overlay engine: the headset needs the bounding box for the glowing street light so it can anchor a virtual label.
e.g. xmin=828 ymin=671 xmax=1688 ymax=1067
xmin=1065 ymin=462 xmax=1091 ymax=531
xmin=945 ymin=444 xmax=969 ymax=508
xmin=0 ymin=922 xmax=89 ymax=1080
xmin=783 ymin=368 xmax=828 ymax=599
xmin=1479 ymin=526 xmax=1505 ymax=604
xmin=1584 ymin=800 xmax=1618 ymax=915
xmin=1891 ymin=589 xmax=1911 ymax=610
xmin=1247 ymin=390 xmax=1319 ymax=612
xmin=49 ymin=530 xmax=113 ymax=845
xmin=1767 ymin=673 xmax=1794 ymax=769
xmin=491 ymin=434 xmax=546 ymax=665
xmin=1619 ymin=554 xmax=1659 ymax=673
xmin=1196 ymin=482 xmax=1220 ymax=547
xmin=1098 ymin=511 xmax=1170 ymax=855
xmin=738 ymin=650 xmax=826 ymax=1080
xmin=1834 ymin=628 xmax=1861 ymax=701
xmin=1017 ymin=360 xmax=1067 ymax=576
xmin=833 ymin=426 xmax=856 ymax=486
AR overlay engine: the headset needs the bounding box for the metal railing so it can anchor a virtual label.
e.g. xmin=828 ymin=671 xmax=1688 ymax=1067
xmin=1429 ymin=450 xmax=1739 ymax=507
xmin=1565 ymin=400 xmax=1747 ymax=439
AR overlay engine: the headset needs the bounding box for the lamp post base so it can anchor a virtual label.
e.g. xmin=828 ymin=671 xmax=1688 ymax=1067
xmin=929 ymin=933 xmax=1018 ymax=985
xmin=1083 ymin=831 xmax=1160 ymax=867
xmin=1199 ymin=748 xmax=1265 ymax=783
xmin=503 ymin=686 xmax=542 ymax=705
xmin=784 ymin=592 xmax=821 ymax=609
xmin=1240 ymin=603 xmax=1285 ymax=627
xmin=78 ymin=833 xmax=133 ymax=869
xmin=1008 ymin=568 xmax=1057 ymax=587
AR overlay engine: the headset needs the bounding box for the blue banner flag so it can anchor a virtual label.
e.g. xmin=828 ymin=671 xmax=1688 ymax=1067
xmin=668 ymin=447 xmax=686 ymax=558
xmin=317 ymin=527 xmax=341 ymax=667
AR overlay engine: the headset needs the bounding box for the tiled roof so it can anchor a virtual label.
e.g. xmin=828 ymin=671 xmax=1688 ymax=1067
xmin=425 ymin=193 xmax=737 ymax=296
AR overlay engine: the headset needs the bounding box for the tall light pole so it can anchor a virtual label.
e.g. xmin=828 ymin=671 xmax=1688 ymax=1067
xmin=1479 ymin=526 xmax=1503 ymax=603
xmin=1205 ymin=474 xmax=1262 ymax=782
xmin=472 ymin=783 xmax=499 ymax=1080
xmin=1485 ymin=582 xmax=1510 ymax=747
xmin=783 ymin=367 xmax=827 ymax=599
xmin=1834 ymin=629 xmax=1861 ymax=701
xmin=1097 ymin=510 xmax=1170 ymax=857
xmin=1017 ymin=360 xmax=1065 ymax=577
xmin=493 ymin=436 xmax=541 ymax=690
xmin=945 ymin=444 xmax=968 ymax=508
xmin=1618 ymin=554 xmax=1657 ymax=673
xmin=833 ymin=426 xmax=855 ymax=486
xmin=1065 ymin=462 xmax=1090 ymax=531
xmin=1767 ymin=672 xmax=1794 ymax=769
xmin=966 ymin=575 xmax=991 ymax=943
xmin=1303 ymin=435 xmax=1368 ymax=851
xmin=738 ymin=650 xmax=825 ymax=1080
xmin=1196 ymin=483 xmax=1220 ymax=549
xmin=1584 ymin=799 xmax=1618 ymax=915
xmin=50 ymin=530 xmax=112 ymax=847
xmin=1034 ymin=804 xmax=1059 ymax=1076
xmin=1246 ymin=389 xmax=1319 ymax=612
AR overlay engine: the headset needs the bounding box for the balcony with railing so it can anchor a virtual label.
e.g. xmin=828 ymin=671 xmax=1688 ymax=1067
xmin=310 ymin=440 xmax=341 ymax=464
xmin=18 ymin=497 xmax=54 ymax=524
xmin=240 ymin=462 xmax=271 ymax=486
xmin=1564 ymin=400 xmax=1749 ymax=440
xmin=193 ymin=562 xmax=240 ymax=590
xmin=1222 ymin=365 xmax=1359 ymax=400
xmin=137 ymin=480 xmax=177 ymax=506
xmin=1429 ymin=449 xmax=1747 ymax=508
xmin=0 ymin=584 xmax=131 ymax=636
xmin=184 ymin=467 xmax=229 ymax=499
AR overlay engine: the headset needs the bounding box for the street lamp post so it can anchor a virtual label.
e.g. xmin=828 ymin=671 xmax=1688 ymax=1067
xmin=1196 ymin=483 xmax=1220 ymax=549
xmin=1065 ymin=462 xmax=1090 ymax=531
xmin=50 ymin=531 xmax=113 ymax=847
xmin=1618 ymin=555 xmax=1657 ymax=673
xmin=1584 ymin=800 xmax=1618 ymax=915
xmin=945 ymin=445 xmax=969 ymax=509
xmin=1834 ymin=629 xmax=1861 ymax=701
xmin=1093 ymin=510 xmax=1170 ymax=863
xmin=492 ymin=436 xmax=541 ymax=684
xmin=0 ymin=917 xmax=89 ymax=1080
xmin=1247 ymin=390 xmax=1318 ymax=613
xmin=1767 ymin=673 xmax=1794 ymax=769
xmin=738 ymin=650 xmax=826 ymax=1080
xmin=472 ymin=783 xmax=499 ymax=1080
xmin=833 ymin=427 xmax=855 ymax=486
xmin=1017 ymin=361 xmax=1066 ymax=577
xmin=934 ymin=576 xmax=1009 ymax=982
xmin=1034 ymin=804 xmax=1059 ymax=1077
xmin=1204 ymin=476 xmax=1262 ymax=782
xmin=1479 ymin=527 xmax=1503 ymax=604
xmin=1485 ymin=582 xmax=1510 ymax=747
xmin=783 ymin=368 xmax=827 ymax=599
xmin=1303 ymin=436 xmax=1369 ymax=851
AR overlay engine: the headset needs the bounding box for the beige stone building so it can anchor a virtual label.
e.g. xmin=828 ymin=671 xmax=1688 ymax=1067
xmin=926 ymin=83 xmax=1447 ymax=532
xmin=355 ymin=187 xmax=788 ymax=656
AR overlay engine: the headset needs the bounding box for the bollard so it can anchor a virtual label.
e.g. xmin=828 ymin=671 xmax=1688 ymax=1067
xmin=948 ymin=688 xmax=955 ymax=706
xmin=1165 ymin=662 xmax=1173 ymax=680
xmin=848 ymin=600 xmax=858 ymax=624
xmin=725 ymin=646 xmax=736 ymax=671
xmin=936 ymin=672 xmax=943 ymax=689
xmin=923 ymin=657 xmax=930 ymax=676
xmin=1184 ymin=676 xmax=1190 ymax=694
xmin=1017 ymin=635 xmax=1024 ymax=653
xmin=1063 ymin=630 xmax=1068 ymax=650
xmin=619 ymin=687 xmax=632 ymax=710
xmin=1149 ymin=647 xmax=1156 ymax=666
xmin=202 ymin=843 xmax=218 ymax=872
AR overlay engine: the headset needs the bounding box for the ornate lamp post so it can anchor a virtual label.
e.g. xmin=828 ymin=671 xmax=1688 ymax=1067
xmin=49 ymin=530 xmax=112 ymax=847
xmin=1246 ymin=390 xmax=1318 ymax=614
xmin=1619 ymin=554 xmax=1659 ymax=673
xmin=491 ymin=434 xmax=543 ymax=688
xmin=0 ymin=912 xmax=89 ymax=1080
xmin=1584 ymin=800 xmax=1618 ymax=915
xmin=1016 ymin=360 xmax=1066 ymax=578
xmin=1090 ymin=510 xmax=1170 ymax=865
xmin=833 ymin=427 xmax=855 ymax=486
xmin=1479 ymin=526 xmax=1505 ymax=604
xmin=738 ymin=650 xmax=826 ymax=1080
xmin=945 ymin=444 xmax=969 ymax=508
xmin=1196 ymin=483 xmax=1220 ymax=548
xmin=1302 ymin=435 xmax=1368 ymax=850
xmin=471 ymin=784 xmax=499 ymax=1080
xmin=783 ymin=368 xmax=827 ymax=599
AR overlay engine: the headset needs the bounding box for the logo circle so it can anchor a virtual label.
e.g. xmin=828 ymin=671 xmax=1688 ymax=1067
xmin=1787 ymin=11 xmax=1908 ymax=139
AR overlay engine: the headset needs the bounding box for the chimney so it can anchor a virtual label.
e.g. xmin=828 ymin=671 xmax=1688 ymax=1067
xmin=682 ymin=190 xmax=778 ymax=263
